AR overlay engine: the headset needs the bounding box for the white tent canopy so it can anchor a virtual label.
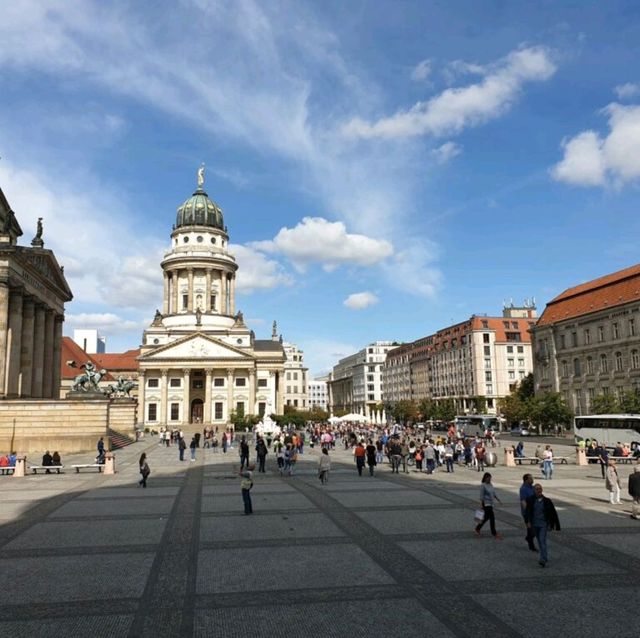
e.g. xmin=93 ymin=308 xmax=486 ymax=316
xmin=338 ymin=413 xmax=368 ymax=422
xmin=327 ymin=416 xmax=341 ymax=423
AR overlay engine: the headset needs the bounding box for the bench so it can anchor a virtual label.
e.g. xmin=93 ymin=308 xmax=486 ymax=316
xmin=609 ymin=456 xmax=636 ymax=464
xmin=71 ymin=464 xmax=103 ymax=473
xmin=0 ymin=467 xmax=15 ymax=475
xmin=28 ymin=465 xmax=64 ymax=474
xmin=515 ymin=457 xmax=569 ymax=465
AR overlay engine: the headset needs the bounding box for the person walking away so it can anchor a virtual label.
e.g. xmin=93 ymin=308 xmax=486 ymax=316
xmin=190 ymin=436 xmax=197 ymax=462
xmin=365 ymin=439 xmax=377 ymax=476
xmin=542 ymin=445 xmax=554 ymax=479
xmin=178 ymin=436 xmax=186 ymax=461
xmin=139 ymin=453 xmax=150 ymax=488
xmin=525 ymin=483 xmax=561 ymax=567
xmin=97 ymin=436 xmax=105 ymax=459
xmin=400 ymin=439 xmax=410 ymax=474
xmin=519 ymin=473 xmax=537 ymax=551
xmin=240 ymin=464 xmax=254 ymax=514
xmin=628 ymin=459 xmax=640 ymax=519
xmin=444 ymin=443 xmax=454 ymax=473
xmin=605 ymin=459 xmax=622 ymax=504
xmin=318 ymin=448 xmax=331 ymax=484
xmin=255 ymin=436 xmax=268 ymax=473
xmin=415 ymin=445 xmax=424 ymax=472
xmin=239 ymin=436 xmax=249 ymax=469
xmin=597 ymin=442 xmax=609 ymax=479
xmin=424 ymin=442 xmax=436 ymax=474
xmin=474 ymin=472 xmax=503 ymax=540
xmin=388 ymin=438 xmax=402 ymax=474
xmin=475 ymin=442 xmax=486 ymax=473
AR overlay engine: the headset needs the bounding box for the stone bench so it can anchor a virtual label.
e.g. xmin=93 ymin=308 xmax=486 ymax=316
xmin=0 ymin=467 xmax=15 ymax=475
xmin=71 ymin=464 xmax=104 ymax=473
xmin=28 ymin=465 xmax=64 ymax=474
xmin=515 ymin=457 xmax=569 ymax=465
xmin=609 ymin=456 xmax=637 ymax=464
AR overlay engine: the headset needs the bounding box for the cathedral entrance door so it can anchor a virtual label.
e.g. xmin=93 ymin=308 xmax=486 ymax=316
xmin=191 ymin=399 xmax=204 ymax=424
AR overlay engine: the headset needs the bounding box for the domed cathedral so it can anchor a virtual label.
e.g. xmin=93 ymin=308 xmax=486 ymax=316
xmin=137 ymin=167 xmax=285 ymax=429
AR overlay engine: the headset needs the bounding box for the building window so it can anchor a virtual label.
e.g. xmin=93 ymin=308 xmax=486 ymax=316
xmin=629 ymin=318 xmax=636 ymax=337
xmin=169 ymin=378 xmax=181 ymax=388
xmin=213 ymin=378 xmax=225 ymax=387
xmin=518 ymin=358 xmax=525 ymax=367
xmin=258 ymin=378 xmax=267 ymax=388
xmin=286 ymin=386 xmax=291 ymax=394
xmin=517 ymin=345 xmax=524 ymax=353
xmin=587 ymin=357 xmax=594 ymax=374
xmin=508 ymin=358 xmax=514 ymax=367
xmin=182 ymin=294 xmax=188 ymax=310
xmin=235 ymin=377 xmax=246 ymax=387
xmin=367 ymin=384 xmax=374 ymax=391
xmin=584 ymin=328 xmax=591 ymax=345
xmin=632 ymin=350 xmax=640 ymax=369
xmin=573 ymin=358 xmax=581 ymax=377
xmin=613 ymin=323 xmax=620 ymax=340
xmin=148 ymin=378 xmax=159 ymax=388
xmin=486 ymin=384 xmax=493 ymax=394
xmin=293 ymin=372 xmax=298 ymax=380
xmin=562 ymin=361 xmax=569 ymax=377
xmin=286 ymin=372 xmax=291 ymax=381
xmin=258 ymin=402 xmax=266 ymax=417
xmin=482 ymin=320 xmax=488 ymax=328
xmin=484 ymin=358 xmax=491 ymax=369
xmin=519 ymin=370 xmax=525 ymax=379
xmin=214 ymin=402 xmax=223 ymax=419
xmin=170 ymin=403 xmax=179 ymax=421
xmin=368 ymin=365 xmax=375 ymax=372
xmin=485 ymin=371 xmax=492 ymax=381
xmin=503 ymin=321 xmax=510 ymax=329
xmin=210 ymin=295 xmax=216 ymax=311
xmin=235 ymin=402 xmax=245 ymax=417
xmin=506 ymin=346 xmax=512 ymax=353
xmin=147 ymin=404 xmax=157 ymax=421
xmin=506 ymin=332 xmax=522 ymax=342
xmin=483 ymin=333 xmax=490 ymax=343
xmin=508 ymin=370 xmax=515 ymax=380
xmin=368 ymin=393 xmax=375 ymax=401
xmin=615 ymin=351 xmax=624 ymax=372
xmin=191 ymin=379 xmax=203 ymax=389
xmin=598 ymin=326 xmax=604 ymax=342
xmin=541 ymin=366 xmax=549 ymax=380
xmin=571 ymin=332 xmax=578 ymax=347
xmin=600 ymin=354 xmax=608 ymax=373
xmin=559 ymin=334 xmax=566 ymax=349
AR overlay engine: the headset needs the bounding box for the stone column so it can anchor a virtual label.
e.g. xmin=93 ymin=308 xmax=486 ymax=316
xmin=187 ymin=269 xmax=194 ymax=313
xmin=205 ymin=269 xmax=212 ymax=312
xmin=182 ymin=368 xmax=191 ymax=425
xmin=0 ymin=283 xmax=9 ymax=395
xmin=163 ymin=272 xmax=169 ymax=315
xmin=227 ymin=368 xmax=234 ymax=421
xmin=229 ymin=275 xmax=235 ymax=316
xmin=220 ymin=271 xmax=227 ymax=315
xmin=172 ymin=271 xmax=179 ymax=314
xmin=5 ymin=289 xmax=23 ymax=397
xmin=51 ymin=315 xmax=63 ymax=399
xmin=275 ymin=371 xmax=283 ymax=414
xmin=159 ymin=370 xmax=168 ymax=425
xmin=42 ymin=310 xmax=55 ymax=398
xmin=204 ymin=368 xmax=212 ymax=423
xmin=248 ymin=369 xmax=256 ymax=416
xmin=20 ymin=297 xmax=35 ymax=397
xmin=138 ymin=371 xmax=146 ymax=426
xmin=31 ymin=304 xmax=46 ymax=398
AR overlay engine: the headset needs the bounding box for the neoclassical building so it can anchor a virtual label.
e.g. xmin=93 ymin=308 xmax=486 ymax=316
xmin=0 ymin=187 xmax=73 ymax=398
xmin=137 ymin=171 xmax=285 ymax=427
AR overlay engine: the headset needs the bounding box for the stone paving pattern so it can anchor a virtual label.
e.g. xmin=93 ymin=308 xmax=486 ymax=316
xmin=0 ymin=437 xmax=638 ymax=637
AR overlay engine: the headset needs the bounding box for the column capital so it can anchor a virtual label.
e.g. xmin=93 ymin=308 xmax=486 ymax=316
xmin=183 ymin=368 xmax=191 ymax=376
xmin=161 ymin=369 xmax=169 ymax=377
xmin=204 ymin=368 xmax=213 ymax=376
xmin=248 ymin=369 xmax=255 ymax=378
xmin=226 ymin=368 xmax=234 ymax=377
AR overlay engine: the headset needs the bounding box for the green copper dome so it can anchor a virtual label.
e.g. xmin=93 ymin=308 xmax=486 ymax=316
xmin=175 ymin=188 xmax=224 ymax=230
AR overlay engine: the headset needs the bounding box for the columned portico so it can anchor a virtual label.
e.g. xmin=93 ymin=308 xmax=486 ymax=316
xmin=227 ymin=368 xmax=234 ymax=417
xmin=220 ymin=273 xmax=227 ymax=315
xmin=6 ymin=289 xmax=23 ymax=397
xmin=204 ymin=368 xmax=212 ymax=423
xmin=187 ymin=269 xmax=194 ymax=313
xmin=51 ymin=315 xmax=63 ymax=398
xmin=0 ymin=283 xmax=9 ymax=394
xmin=248 ymin=369 xmax=255 ymax=415
xmin=172 ymin=271 xmax=179 ymax=314
xmin=160 ymin=370 xmax=168 ymax=425
xmin=182 ymin=368 xmax=190 ymax=424
xmin=205 ymin=270 xmax=212 ymax=312
xmin=20 ymin=297 xmax=35 ymax=397
xmin=42 ymin=310 xmax=55 ymax=398
xmin=163 ymin=272 xmax=169 ymax=315
xmin=31 ymin=305 xmax=45 ymax=397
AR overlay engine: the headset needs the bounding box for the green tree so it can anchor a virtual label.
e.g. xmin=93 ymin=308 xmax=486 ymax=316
xmin=590 ymin=393 xmax=619 ymax=414
xmin=618 ymin=390 xmax=640 ymax=414
xmin=417 ymin=398 xmax=437 ymax=421
xmin=497 ymin=393 xmax=527 ymax=426
xmin=392 ymin=399 xmax=418 ymax=425
xmin=434 ymin=398 xmax=456 ymax=423
xmin=516 ymin=373 xmax=535 ymax=401
xmin=471 ymin=396 xmax=487 ymax=414
xmin=529 ymin=392 xmax=573 ymax=434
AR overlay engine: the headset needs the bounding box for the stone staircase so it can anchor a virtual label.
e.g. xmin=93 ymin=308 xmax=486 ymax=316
xmin=108 ymin=428 xmax=137 ymax=450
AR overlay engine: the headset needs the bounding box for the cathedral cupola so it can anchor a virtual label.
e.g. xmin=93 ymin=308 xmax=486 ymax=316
xmin=175 ymin=165 xmax=225 ymax=230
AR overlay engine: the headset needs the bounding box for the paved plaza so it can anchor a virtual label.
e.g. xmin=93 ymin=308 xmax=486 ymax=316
xmin=0 ymin=438 xmax=639 ymax=637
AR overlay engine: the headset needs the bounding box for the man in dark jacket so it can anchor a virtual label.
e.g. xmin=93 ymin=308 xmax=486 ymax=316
xmin=526 ymin=484 xmax=561 ymax=568
xmin=628 ymin=459 xmax=640 ymax=520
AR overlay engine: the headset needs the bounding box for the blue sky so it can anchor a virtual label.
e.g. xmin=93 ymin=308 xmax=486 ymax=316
xmin=1 ymin=1 xmax=640 ymax=376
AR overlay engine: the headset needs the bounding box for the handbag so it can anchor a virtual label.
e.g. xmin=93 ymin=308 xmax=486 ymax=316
xmin=474 ymin=508 xmax=485 ymax=523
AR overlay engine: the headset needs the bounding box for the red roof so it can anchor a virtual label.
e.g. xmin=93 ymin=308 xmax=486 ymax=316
xmin=537 ymin=263 xmax=640 ymax=326
xmin=60 ymin=337 xmax=116 ymax=380
xmin=92 ymin=349 xmax=140 ymax=371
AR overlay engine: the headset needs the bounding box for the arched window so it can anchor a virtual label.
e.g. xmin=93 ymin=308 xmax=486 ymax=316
xmin=586 ymin=356 xmax=594 ymax=374
xmin=632 ymin=350 xmax=640 ymax=369
xmin=573 ymin=358 xmax=581 ymax=376
xmin=600 ymin=354 xmax=608 ymax=373
xmin=615 ymin=351 xmax=624 ymax=372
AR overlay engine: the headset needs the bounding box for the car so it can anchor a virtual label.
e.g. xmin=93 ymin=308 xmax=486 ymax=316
xmin=510 ymin=426 xmax=529 ymax=436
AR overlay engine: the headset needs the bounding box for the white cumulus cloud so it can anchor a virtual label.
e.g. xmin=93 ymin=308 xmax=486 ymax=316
xmin=344 ymin=291 xmax=379 ymax=310
xmin=66 ymin=313 xmax=145 ymax=333
xmin=411 ymin=59 xmax=432 ymax=82
xmin=232 ymin=244 xmax=294 ymax=293
xmin=342 ymin=45 xmax=556 ymax=140
xmin=432 ymin=141 xmax=462 ymax=164
xmin=551 ymin=103 xmax=640 ymax=188
xmin=252 ymin=217 xmax=394 ymax=272
xmin=614 ymin=82 xmax=640 ymax=100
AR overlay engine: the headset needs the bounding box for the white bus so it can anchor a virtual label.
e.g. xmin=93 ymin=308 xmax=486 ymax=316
xmin=454 ymin=414 xmax=499 ymax=435
xmin=573 ymin=414 xmax=640 ymax=448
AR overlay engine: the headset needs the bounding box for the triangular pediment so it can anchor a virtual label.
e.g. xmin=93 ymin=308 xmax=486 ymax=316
xmin=16 ymin=247 xmax=73 ymax=300
xmin=139 ymin=333 xmax=253 ymax=361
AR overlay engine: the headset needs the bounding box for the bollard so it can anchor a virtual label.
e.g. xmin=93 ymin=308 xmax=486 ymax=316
xmin=104 ymin=452 xmax=116 ymax=475
xmin=12 ymin=455 xmax=26 ymax=478
xmin=504 ymin=447 xmax=516 ymax=467
xmin=576 ymin=448 xmax=587 ymax=466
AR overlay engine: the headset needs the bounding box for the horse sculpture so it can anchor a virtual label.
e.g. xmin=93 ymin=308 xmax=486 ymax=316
xmin=71 ymin=364 xmax=106 ymax=392
xmin=106 ymin=377 xmax=138 ymax=398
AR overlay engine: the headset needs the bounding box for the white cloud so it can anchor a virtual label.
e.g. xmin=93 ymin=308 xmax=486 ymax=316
xmin=232 ymin=244 xmax=293 ymax=293
xmin=344 ymin=291 xmax=379 ymax=310
xmin=65 ymin=313 xmax=145 ymax=333
xmin=253 ymin=217 xmax=394 ymax=272
xmin=432 ymin=141 xmax=462 ymax=164
xmin=411 ymin=59 xmax=432 ymax=82
xmin=551 ymin=104 xmax=640 ymax=188
xmin=300 ymin=338 xmax=359 ymax=376
xmin=614 ymin=82 xmax=640 ymax=100
xmin=382 ymin=240 xmax=441 ymax=298
xmin=342 ymin=46 xmax=556 ymax=140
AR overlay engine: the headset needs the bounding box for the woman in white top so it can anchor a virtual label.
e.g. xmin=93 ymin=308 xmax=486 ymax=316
xmin=318 ymin=448 xmax=331 ymax=484
xmin=542 ymin=445 xmax=554 ymax=480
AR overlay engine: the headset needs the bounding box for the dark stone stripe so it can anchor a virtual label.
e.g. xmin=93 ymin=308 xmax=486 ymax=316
xmin=0 ymin=598 xmax=139 ymax=621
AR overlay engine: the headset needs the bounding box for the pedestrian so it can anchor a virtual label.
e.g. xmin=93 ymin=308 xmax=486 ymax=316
xmin=318 ymin=447 xmax=331 ymax=484
xmin=424 ymin=441 xmax=436 ymax=474
xmin=388 ymin=437 xmax=402 ymax=473
xmin=475 ymin=442 xmax=486 ymax=472
xmin=542 ymin=445 xmax=554 ymax=479
xmin=178 ymin=436 xmax=186 ymax=461
xmin=597 ymin=442 xmax=609 ymax=479
xmin=365 ymin=439 xmax=377 ymax=476
xmin=52 ymin=451 xmax=62 ymax=467
xmin=444 ymin=443 xmax=454 ymax=473
xmin=139 ymin=452 xmax=150 ymax=488
xmin=239 ymin=435 xmax=249 ymax=469
xmin=519 ymin=473 xmax=537 ymax=552
xmin=474 ymin=472 xmax=503 ymax=540
xmin=628 ymin=459 xmax=640 ymax=519
xmin=605 ymin=459 xmax=622 ymax=504
xmin=525 ymin=483 xmax=561 ymax=567
xmin=42 ymin=450 xmax=53 ymax=474
xmin=222 ymin=432 xmax=228 ymax=454
xmin=255 ymin=436 xmax=268 ymax=473
xmin=96 ymin=437 xmax=106 ymax=464
xmin=354 ymin=441 xmax=366 ymax=476
xmin=190 ymin=436 xmax=197 ymax=462
xmin=240 ymin=464 xmax=254 ymax=514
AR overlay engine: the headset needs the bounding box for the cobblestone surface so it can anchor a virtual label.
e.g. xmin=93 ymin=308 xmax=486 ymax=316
xmin=0 ymin=437 xmax=639 ymax=636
